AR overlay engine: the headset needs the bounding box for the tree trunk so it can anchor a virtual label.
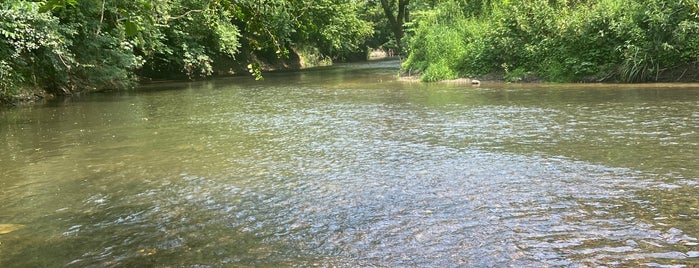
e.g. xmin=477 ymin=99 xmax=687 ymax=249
xmin=379 ymin=0 xmax=409 ymax=53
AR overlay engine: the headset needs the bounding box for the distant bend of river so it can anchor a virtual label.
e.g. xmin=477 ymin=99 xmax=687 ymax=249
xmin=1 ymin=60 xmax=699 ymax=267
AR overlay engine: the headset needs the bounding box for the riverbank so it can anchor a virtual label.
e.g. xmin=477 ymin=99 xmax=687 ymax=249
xmin=0 ymin=87 xmax=54 ymax=107
xmin=400 ymin=62 xmax=699 ymax=85
xmin=0 ymin=46 xmax=343 ymax=106
xmin=4 ymin=59 xmax=699 ymax=107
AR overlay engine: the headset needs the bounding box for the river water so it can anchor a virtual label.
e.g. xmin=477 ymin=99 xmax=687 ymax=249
xmin=1 ymin=60 xmax=698 ymax=267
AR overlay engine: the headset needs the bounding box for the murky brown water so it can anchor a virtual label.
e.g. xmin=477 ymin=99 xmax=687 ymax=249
xmin=1 ymin=60 xmax=699 ymax=267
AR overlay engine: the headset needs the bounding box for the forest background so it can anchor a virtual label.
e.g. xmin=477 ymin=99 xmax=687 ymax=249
xmin=2 ymin=0 xmax=699 ymax=101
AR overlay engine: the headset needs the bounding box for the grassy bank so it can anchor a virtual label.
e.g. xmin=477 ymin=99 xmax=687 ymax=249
xmin=402 ymin=0 xmax=699 ymax=83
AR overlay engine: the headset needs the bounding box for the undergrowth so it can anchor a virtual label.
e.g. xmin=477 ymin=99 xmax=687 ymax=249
xmin=402 ymin=0 xmax=699 ymax=82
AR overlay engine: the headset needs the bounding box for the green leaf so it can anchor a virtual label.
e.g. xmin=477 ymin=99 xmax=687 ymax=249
xmin=125 ymin=20 xmax=138 ymax=37
xmin=39 ymin=0 xmax=78 ymax=13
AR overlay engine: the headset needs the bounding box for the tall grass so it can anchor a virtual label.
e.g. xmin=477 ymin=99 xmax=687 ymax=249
xmin=403 ymin=0 xmax=699 ymax=82
xmin=402 ymin=1 xmax=468 ymax=81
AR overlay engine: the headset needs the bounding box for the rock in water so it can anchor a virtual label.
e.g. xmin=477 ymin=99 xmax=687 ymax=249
xmin=0 ymin=224 xmax=25 ymax=234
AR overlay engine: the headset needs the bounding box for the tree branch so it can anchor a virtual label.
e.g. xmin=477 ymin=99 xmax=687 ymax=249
xmin=169 ymin=9 xmax=203 ymax=21
xmin=96 ymin=0 xmax=105 ymax=35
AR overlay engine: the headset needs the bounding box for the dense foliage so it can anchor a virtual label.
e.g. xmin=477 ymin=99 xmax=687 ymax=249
xmin=4 ymin=0 xmax=699 ymax=100
xmin=1 ymin=0 xmax=373 ymax=100
xmin=403 ymin=0 xmax=699 ymax=82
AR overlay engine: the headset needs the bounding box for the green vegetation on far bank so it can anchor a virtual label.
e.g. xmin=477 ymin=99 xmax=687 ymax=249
xmin=1 ymin=0 xmax=375 ymax=102
xmin=3 ymin=0 xmax=699 ymax=102
xmin=402 ymin=0 xmax=699 ymax=83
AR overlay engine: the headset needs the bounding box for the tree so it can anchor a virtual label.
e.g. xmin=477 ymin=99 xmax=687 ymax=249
xmin=0 ymin=1 xmax=75 ymax=95
xmin=375 ymin=0 xmax=410 ymax=52
xmin=1 ymin=0 xmax=374 ymax=100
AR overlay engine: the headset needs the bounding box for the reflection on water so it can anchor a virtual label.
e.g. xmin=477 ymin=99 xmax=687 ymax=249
xmin=1 ymin=60 xmax=699 ymax=267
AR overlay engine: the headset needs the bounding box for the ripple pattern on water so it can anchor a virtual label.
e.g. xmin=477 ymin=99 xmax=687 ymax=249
xmin=1 ymin=71 xmax=699 ymax=267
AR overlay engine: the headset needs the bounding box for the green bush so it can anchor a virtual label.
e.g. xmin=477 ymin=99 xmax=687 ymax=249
xmin=455 ymin=19 xmax=494 ymax=77
xmin=403 ymin=0 xmax=699 ymax=83
xmin=402 ymin=1 xmax=469 ymax=81
xmin=1 ymin=0 xmax=374 ymax=100
xmin=0 ymin=1 xmax=74 ymax=97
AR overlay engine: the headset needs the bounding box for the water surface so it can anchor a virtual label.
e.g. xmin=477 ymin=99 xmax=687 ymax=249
xmin=1 ymin=61 xmax=699 ymax=267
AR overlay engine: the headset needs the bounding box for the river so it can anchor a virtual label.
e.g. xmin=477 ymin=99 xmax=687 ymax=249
xmin=1 ymin=60 xmax=698 ymax=267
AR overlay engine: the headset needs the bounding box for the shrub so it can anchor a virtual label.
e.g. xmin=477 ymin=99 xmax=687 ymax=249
xmin=403 ymin=0 xmax=699 ymax=82
xmin=0 ymin=1 xmax=74 ymax=97
xmin=402 ymin=1 xmax=469 ymax=81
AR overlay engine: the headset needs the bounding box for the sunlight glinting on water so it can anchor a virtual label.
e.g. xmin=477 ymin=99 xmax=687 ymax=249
xmin=1 ymin=61 xmax=698 ymax=267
